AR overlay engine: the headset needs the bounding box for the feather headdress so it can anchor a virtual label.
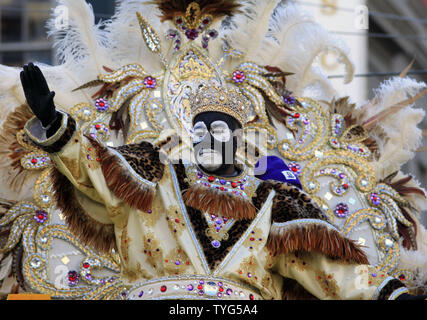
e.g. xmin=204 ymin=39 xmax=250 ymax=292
xmin=151 ymin=0 xmax=242 ymax=22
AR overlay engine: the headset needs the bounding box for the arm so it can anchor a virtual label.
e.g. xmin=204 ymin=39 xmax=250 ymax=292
xmin=257 ymin=180 xmax=422 ymax=300
xmin=20 ymin=63 xmax=118 ymax=206
xmin=20 ymin=63 xmax=160 ymax=210
xmin=276 ymin=250 xmax=412 ymax=300
xmin=19 ymin=63 xmax=161 ymax=253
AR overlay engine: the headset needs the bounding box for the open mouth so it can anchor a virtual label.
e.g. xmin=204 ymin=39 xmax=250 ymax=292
xmin=196 ymin=148 xmax=222 ymax=168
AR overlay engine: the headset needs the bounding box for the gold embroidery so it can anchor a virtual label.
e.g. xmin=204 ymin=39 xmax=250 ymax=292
xmin=108 ymin=205 xmax=127 ymax=229
xmin=120 ymin=225 xmax=130 ymax=266
xmin=108 ymin=205 xmax=123 ymax=219
xmin=261 ymin=274 xmax=274 ymax=297
xmin=315 ymin=270 xmax=340 ymax=298
xmin=139 ymin=198 xmax=162 ymax=228
xmin=265 ymin=249 xmax=277 ymax=270
xmin=142 ymin=232 xmax=163 ymax=271
xmin=163 ymin=247 xmax=192 ymax=275
xmin=242 ymin=227 xmax=264 ymax=251
xmin=61 ymin=156 xmax=81 ymax=178
xmin=122 ymin=262 xmax=150 ymax=282
xmin=82 ymin=141 xmax=101 ymax=170
xmin=237 ymin=255 xmax=259 ymax=287
xmin=166 ymin=205 xmax=186 ymax=237
xmin=356 ymin=265 xmax=388 ymax=288
xmin=288 ymin=253 xmax=309 ymax=272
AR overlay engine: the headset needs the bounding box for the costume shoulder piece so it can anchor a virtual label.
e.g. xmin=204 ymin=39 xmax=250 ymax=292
xmin=253 ymin=179 xmax=369 ymax=265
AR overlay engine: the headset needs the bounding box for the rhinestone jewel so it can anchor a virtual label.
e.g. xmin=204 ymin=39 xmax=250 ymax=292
xmin=211 ymin=240 xmax=221 ymax=248
xmin=370 ymin=193 xmax=381 ymax=206
xmin=41 ymin=195 xmax=50 ymax=203
xmin=144 ymin=76 xmax=157 ymax=89
xmin=34 ymin=210 xmax=48 ymax=223
xmin=232 ymin=70 xmax=246 ymax=83
xmin=68 ymin=271 xmax=80 ymax=286
xmin=334 ymin=203 xmax=349 ymax=218
xmin=185 ymin=29 xmax=199 ymax=40
xmin=374 ymin=217 xmax=382 ymax=224
xmin=95 ymin=98 xmax=110 ymax=111
xmin=282 ymin=95 xmax=295 ymax=105
xmin=205 ymin=282 xmax=218 ymax=296
xmin=30 ymin=258 xmax=41 ymax=268
xmin=385 ymin=239 xmax=394 ymax=247
xmin=288 ymin=162 xmax=301 ymax=176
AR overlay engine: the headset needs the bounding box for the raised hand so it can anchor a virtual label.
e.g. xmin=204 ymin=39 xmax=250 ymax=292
xmin=20 ymin=62 xmax=58 ymax=129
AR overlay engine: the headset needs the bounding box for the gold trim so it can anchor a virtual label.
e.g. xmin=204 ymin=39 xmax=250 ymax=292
xmin=24 ymin=111 xmax=69 ymax=147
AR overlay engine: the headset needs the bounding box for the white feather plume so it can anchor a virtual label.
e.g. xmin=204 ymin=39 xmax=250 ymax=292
xmin=359 ymin=77 xmax=426 ymax=179
xmin=399 ymin=222 xmax=427 ymax=294
xmin=104 ymin=0 xmax=172 ymax=73
xmin=255 ymin=2 xmax=354 ymax=96
xmin=222 ymin=0 xmax=280 ymax=61
xmin=0 ymin=254 xmax=12 ymax=281
xmin=0 ymin=65 xmax=26 ymax=124
xmin=47 ymin=0 xmax=113 ymax=81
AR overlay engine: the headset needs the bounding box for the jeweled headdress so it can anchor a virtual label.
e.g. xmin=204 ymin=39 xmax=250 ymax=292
xmin=189 ymin=84 xmax=251 ymax=125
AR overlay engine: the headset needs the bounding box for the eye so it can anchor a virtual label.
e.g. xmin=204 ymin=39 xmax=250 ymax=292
xmin=192 ymin=121 xmax=207 ymax=143
xmin=210 ymin=121 xmax=231 ymax=142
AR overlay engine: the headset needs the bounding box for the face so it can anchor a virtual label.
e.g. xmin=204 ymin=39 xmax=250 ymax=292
xmin=192 ymin=112 xmax=241 ymax=173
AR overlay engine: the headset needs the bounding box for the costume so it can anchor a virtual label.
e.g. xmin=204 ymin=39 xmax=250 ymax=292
xmin=0 ymin=0 xmax=426 ymax=300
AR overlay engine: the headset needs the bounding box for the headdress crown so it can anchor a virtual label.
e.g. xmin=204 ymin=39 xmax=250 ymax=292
xmin=189 ymin=85 xmax=251 ymax=125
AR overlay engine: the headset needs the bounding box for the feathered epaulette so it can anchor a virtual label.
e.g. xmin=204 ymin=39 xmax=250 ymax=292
xmin=252 ymin=180 xmax=369 ymax=265
xmin=381 ymin=171 xmax=425 ymax=251
xmin=151 ymin=0 xmax=242 ymax=22
xmin=86 ymin=136 xmax=164 ymax=213
xmin=51 ymin=167 xmax=116 ymax=253
xmin=182 ymin=184 xmax=257 ymax=220
xmin=0 ymin=104 xmax=38 ymax=192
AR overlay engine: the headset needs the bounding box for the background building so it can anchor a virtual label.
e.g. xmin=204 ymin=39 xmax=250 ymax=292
xmin=0 ymin=0 xmax=115 ymax=66
xmin=1 ymin=0 xmax=426 ymax=224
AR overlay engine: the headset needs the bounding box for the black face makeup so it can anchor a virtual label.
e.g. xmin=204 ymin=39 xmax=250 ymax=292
xmin=192 ymin=112 xmax=242 ymax=176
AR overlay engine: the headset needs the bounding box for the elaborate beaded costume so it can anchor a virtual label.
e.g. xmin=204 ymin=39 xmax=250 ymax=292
xmin=0 ymin=0 xmax=426 ymax=300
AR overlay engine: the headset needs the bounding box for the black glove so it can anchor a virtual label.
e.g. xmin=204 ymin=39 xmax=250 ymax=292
xmin=395 ymin=293 xmax=427 ymax=300
xmin=20 ymin=62 xmax=59 ymax=130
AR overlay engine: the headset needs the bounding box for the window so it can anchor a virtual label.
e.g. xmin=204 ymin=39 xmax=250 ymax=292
xmin=0 ymin=0 xmax=115 ymax=66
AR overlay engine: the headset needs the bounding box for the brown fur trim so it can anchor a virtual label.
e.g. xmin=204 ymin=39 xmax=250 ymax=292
xmin=0 ymin=104 xmax=37 ymax=192
xmin=51 ymin=167 xmax=116 ymax=253
xmin=182 ymin=184 xmax=257 ymax=220
xmin=282 ymin=278 xmax=318 ymax=300
xmin=268 ymin=222 xmax=369 ymax=265
xmin=151 ymin=0 xmax=242 ymax=22
xmin=86 ymin=136 xmax=157 ymax=212
xmin=37 ymin=114 xmax=77 ymax=154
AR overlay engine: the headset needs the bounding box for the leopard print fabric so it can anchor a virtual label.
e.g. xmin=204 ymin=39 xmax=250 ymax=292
xmin=252 ymin=180 xmax=330 ymax=223
xmin=113 ymin=141 xmax=164 ymax=183
xmin=173 ymin=162 xmax=252 ymax=270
